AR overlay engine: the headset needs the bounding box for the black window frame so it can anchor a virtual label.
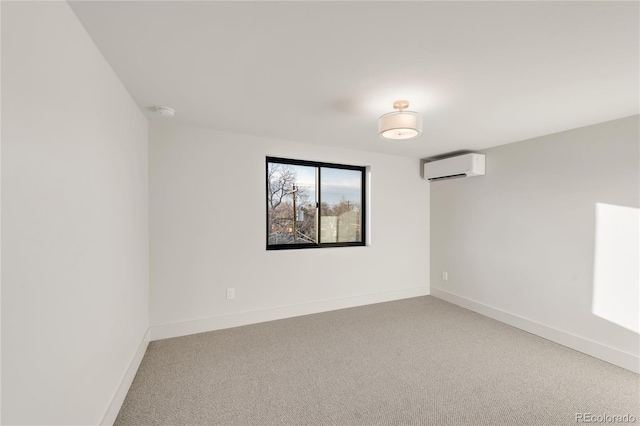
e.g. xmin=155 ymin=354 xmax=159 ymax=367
xmin=266 ymin=156 xmax=366 ymax=250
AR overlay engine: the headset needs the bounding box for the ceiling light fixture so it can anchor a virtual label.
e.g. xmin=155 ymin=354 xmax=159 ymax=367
xmin=155 ymin=106 xmax=176 ymax=117
xmin=378 ymin=100 xmax=422 ymax=140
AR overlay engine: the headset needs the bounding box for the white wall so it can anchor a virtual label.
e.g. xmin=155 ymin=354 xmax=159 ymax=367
xmin=430 ymin=116 xmax=640 ymax=372
xmin=2 ymin=3 xmax=149 ymax=425
xmin=0 ymin=1 xmax=3 ymax=420
xmin=149 ymin=122 xmax=429 ymax=338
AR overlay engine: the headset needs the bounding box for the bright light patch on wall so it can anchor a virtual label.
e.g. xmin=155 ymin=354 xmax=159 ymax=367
xmin=592 ymin=203 xmax=639 ymax=333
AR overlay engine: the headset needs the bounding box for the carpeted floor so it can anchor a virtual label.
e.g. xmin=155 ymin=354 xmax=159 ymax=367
xmin=115 ymin=296 xmax=639 ymax=425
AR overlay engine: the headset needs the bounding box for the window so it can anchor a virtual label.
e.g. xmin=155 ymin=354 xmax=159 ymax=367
xmin=266 ymin=157 xmax=366 ymax=250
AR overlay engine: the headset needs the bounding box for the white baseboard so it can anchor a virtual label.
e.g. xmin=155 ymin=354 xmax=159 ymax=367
xmin=150 ymin=286 xmax=429 ymax=341
xmin=100 ymin=329 xmax=151 ymax=426
xmin=431 ymin=287 xmax=640 ymax=374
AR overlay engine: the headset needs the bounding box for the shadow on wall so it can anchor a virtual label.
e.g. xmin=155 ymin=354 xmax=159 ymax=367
xmin=592 ymin=203 xmax=639 ymax=334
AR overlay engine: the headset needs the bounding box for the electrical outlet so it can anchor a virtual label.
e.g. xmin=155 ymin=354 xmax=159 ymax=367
xmin=226 ymin=287 xmax=235 ymax=300
xmin=442 ymin=271 xmax=449 ymax=281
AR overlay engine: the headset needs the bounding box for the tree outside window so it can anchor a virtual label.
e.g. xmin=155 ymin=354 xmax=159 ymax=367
xmin=266 ymin=157 xmax=365 ymax=250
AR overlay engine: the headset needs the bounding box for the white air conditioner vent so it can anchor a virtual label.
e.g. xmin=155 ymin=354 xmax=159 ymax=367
xmin=423 ymin=153 xmax=485 ymax=182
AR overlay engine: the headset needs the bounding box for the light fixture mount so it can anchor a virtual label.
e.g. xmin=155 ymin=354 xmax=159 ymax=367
xmin=393 ymin=100 xmax=410 ymax=111
xmin=379 ymin=100 xmax=422 ymax=141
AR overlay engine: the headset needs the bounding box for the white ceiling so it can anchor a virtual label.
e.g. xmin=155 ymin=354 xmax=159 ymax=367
xmin=69 ymin=1 xmax=639 ymax=159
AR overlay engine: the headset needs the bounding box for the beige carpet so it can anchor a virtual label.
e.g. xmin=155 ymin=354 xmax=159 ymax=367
xmin=115 ymin=296 xmax=639 ymax=425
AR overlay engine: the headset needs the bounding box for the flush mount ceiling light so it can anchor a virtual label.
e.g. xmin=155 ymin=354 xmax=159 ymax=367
xmin=155 ymin=106 xmax=176 ymax=117
xmin=378 ymin=100 xmax=422 ymax=140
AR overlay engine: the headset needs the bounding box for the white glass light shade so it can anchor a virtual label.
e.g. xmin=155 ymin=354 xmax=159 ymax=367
xmin=378 ymin=110 xmax=422 ymax=140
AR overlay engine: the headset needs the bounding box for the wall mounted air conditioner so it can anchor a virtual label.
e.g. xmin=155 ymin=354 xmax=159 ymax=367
xmin=423 ymin=153 xmax=485 ymax=182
